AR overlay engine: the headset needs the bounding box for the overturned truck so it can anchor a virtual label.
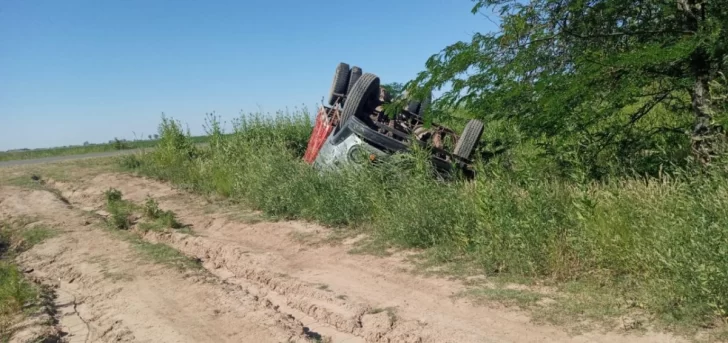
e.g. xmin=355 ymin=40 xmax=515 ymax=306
xmin=304 ymin=63 xmax=484 ymax=177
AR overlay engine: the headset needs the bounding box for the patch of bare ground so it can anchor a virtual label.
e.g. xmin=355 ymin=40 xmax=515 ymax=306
xmin=41 ymin=172 xmax=691 ymax=343
xmin=0 ymin=186 xmax=323 ymax=343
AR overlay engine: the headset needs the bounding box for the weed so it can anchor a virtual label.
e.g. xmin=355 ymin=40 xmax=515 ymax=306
xmin=19 ymin=226 xmax=56 ymax=250
xmin=0 ymin=220 xmax=46 ymax=340
xmin=104 ymin=188 xmax=123 ymax=204
xmin=107 ymin=201 xmax=132 ymax=230
xmin=159 ymin=210 xmax=182 ymax=229
xmin=143 ymin=197 xmax=162 ymax=219
xmin=0 ymin=262 xmax=37 ymax=319
xmin=128 ymin=235 xmax=202 ymax=271
xmin=141 ymin=197 xmax=182 ymax=230
xmin=1 ymin=219 xmax=56 ymax=255
xmin=119 ymin=154 xmax=143 ymax=169
xmin=102 ymin=189 xmax=134 ymax=230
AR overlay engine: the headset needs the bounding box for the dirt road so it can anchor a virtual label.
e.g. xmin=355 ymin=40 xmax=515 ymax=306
xmin=0 ymin=167 xmax=688 ymax=342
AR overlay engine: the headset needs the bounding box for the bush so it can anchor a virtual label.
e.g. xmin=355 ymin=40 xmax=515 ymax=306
xmin=104 ymin=188 xmax=123 ymax=204
xmin=143 ymin=197 xmax=162 ymax=219
xmin=143 ymin=196 xmax=182 ymax=229
xmin=158 ymin=210 xmax=182 ymax=229
xmin=107 ymin=201 xmax=132 ymax=230
xmin=119 ymin=154 xmax=143 ymax=169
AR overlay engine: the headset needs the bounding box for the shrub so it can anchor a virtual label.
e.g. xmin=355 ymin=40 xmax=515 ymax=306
xmin=122 ymin=109 xmax=728 ymax=326
xmin=143 ymin=197 xmax=162 ymax=219
xmin=107 ymin=202 xmax=132 ymax=230
xmin=119 ymin=154 xmax=143 ymax=169
xmin=104 ymin=188 xmax=123 ymax=204
xmin=142 ymin=196 xmax=182 ymax=229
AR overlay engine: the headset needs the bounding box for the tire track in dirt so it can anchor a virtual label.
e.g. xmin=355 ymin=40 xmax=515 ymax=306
xmin=48 ymin=173 xmax=688 ymax=343
xmin=0 ymin=186 xmax=322 ymax=343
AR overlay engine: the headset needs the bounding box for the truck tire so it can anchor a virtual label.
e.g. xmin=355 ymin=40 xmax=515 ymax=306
xmin=328 ymin=63 xmax=350 ymax=106
xmin=340 ymin=73 xmax=380 ymax=126
xmin=405 ymin=100 xmax=420 ymax=114
xmin=346 ymin=66 xmax=362 ymax=97
xmin=417 ymin=92 xmax=432 ymax=117
xmin=453 ymin=119 xmax=484 ymax=160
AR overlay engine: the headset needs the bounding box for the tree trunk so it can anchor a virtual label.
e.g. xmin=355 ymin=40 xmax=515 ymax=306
xmin=690 ymin=71 xmax=713 ymax=163
xmin=684 ymin=0 xmax=716 ymax=163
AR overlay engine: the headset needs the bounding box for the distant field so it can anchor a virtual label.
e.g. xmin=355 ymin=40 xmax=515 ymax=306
xmin=0 ymin=136 xmax=210 ymax=162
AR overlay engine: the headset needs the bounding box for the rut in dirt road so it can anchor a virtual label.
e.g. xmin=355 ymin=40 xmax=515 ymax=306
xmin=0 ymin=186 xmax=324 ymax=343
xmin=45 ymin=172 xmax=688 ymax=343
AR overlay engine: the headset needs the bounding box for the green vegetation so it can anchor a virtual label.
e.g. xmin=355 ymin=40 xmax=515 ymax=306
xmin=103 ymin=188 xmax=184 ymax=233
xmin=17 ymin=226 xmax=57 ymax=251
xmin=0 ymin=135 xmax=211 ymax=163
xmin=105 ymin=188 xmax=133 ymax=230
xmin=119 ymin=109 xmax=728 ymax=334
xmin=97 ymin=190 xmax=198 ymax=269
xmin=404 ymin=0 xmax=728 ymax=179
xmin=0 ymin=219 xmax=56 ymax=341
xmin=125 ymin=233 xmax=202 ymax=271
xmin=140 ymin=196 xmax=182 ymax=231
xmin=112 ymin=2 xmax=728 ymax=335
xmin=0 ymin=262 xmax=37 ymax=340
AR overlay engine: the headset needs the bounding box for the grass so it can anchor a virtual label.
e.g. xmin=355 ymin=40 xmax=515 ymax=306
xmin=97 ymin=189 xmax=199 ymax=270
xmin=462 ymin=288 xmax=544 ymax=308
xmin=142 ymin=196 xmax=183 ymax=229
xmin=0 ymin=135 xmax=211 ymax=163
xmin=18 ymin=226 xmax=57 ymax=251
xmin=0 ymin=219 xmax=56 ymax=341
xmin=119 ymin=110 xmax=728 ymax=336
xmin=103 ymin=188 xmax=186 ymax=233
xmin=127 ymin=234 xmax=202 ymax=271
xmin=0 ymin=157 xmax=119 ymax=191
xmin=0 ymin=262 xmax=38 ymax=340
xmin=0 ymin=139 xmax=151 ymax=162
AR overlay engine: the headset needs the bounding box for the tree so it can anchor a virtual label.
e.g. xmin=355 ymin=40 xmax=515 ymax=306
xmin=148 ymin=134 xmax=152 ymax=140
xmin=382 ymin=82 xmax=406 ymax=99
xmin=154 ymin=134 xmax=159 ymax=140
xmin=410 ymin=0 xmax=728 ymax=171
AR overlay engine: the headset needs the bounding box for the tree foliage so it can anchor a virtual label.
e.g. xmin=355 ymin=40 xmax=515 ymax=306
xmin=382 ymin=82 xmax=406 ymax=99
xmin=410 ymin=0 xmax=728 ymax=176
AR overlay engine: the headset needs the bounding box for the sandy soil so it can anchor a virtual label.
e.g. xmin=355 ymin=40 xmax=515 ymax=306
xmin=0 ymin=171 xmax=690 ymax=343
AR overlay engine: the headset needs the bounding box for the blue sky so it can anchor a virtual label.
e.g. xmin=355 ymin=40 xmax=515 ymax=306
xmin=0 ymin=0 xmax=494 ymax=150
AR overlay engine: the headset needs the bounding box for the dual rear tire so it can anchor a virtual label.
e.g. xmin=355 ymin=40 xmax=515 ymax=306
xmin=329 ymin=64 xmax=484 ymax=161
xmin=328 ymin=63 xmax=364 ymax=106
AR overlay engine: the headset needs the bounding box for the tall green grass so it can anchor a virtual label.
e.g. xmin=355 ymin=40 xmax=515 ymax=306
xmin=0 ymin=220 xmax=53 ymax=340
xmin=124 ymin=109 xmax=728 ymax=327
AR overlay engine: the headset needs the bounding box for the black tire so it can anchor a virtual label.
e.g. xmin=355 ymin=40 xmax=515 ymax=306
xmin=346 ymin=66 xmax=362 ymax=96
xmin=340 ymin=73 xmax=380 ymax=126
xmin=405 ymin=100 xmax=420 ymax=114
xmin=417 ymin=92 xmax=432 ymax=117
xmin=453 ymin=119 xmax=484 ymax=160
xmin=328 ymin=63 xmax=350 ymax=106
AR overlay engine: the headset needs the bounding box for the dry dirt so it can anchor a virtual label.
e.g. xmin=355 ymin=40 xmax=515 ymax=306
xmin=0 ymin=168 xmax=690 ymax=343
